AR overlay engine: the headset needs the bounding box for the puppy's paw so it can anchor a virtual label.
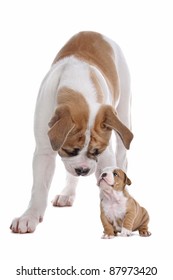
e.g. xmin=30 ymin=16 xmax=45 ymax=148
xmin=52 ymin=195 xmax=75 ymax=207
xmin=10 ymin=213 xmax=41 ymax=234
xmin=101 ymin=233 xmax=115 ymax=239
xmin=121 ymin=227 xmax=132 ymax=237
xmin=139 ymin=230 xmax=151 ymax=237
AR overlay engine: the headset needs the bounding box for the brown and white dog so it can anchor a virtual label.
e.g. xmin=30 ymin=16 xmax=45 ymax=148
xmin=98 ymin=168 xmax=151 ymax=238
xmin=10 ymin=31 xmax=133 ymax=233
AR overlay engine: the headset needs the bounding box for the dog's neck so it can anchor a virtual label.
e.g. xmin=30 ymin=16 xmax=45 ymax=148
xmin=100 ymin=188 xmax=127 ymax=204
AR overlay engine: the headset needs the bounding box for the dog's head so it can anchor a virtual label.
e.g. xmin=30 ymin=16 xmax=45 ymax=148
xmin=48 ymin=98 xmax=133 ymax=176
xmin=98 ymin=167 xmax=131 ymax=192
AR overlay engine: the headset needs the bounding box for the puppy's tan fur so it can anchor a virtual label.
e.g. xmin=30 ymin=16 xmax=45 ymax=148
xmin=99 ymin=169 xmax=151 ymax=237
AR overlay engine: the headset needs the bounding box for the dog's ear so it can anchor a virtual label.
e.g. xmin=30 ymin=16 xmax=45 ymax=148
xmin=100 ymin=105 xmax=133 ymax=149
xmin=124 ymin=174 xmax=132 ymax=186
xmin=48 ymin=105 xmax=75 ymax=151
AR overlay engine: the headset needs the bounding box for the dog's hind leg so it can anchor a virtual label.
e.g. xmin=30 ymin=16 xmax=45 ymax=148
xmin=138 ymin=208 xmax=151 ymax=237
xmin=52 ymin=172 xmax=79 ymax=207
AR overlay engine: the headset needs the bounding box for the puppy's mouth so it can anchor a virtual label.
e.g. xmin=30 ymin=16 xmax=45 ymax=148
xmin=98 ymin=177 xmax=113 ymax=187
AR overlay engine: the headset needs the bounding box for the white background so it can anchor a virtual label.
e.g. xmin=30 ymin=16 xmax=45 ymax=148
xmin=0 ymin=0 xmax=173 ymax=279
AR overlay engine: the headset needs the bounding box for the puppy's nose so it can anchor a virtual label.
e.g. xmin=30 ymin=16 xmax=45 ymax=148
xmin=101 ymin=172 xmax=107 ymax=178
xmin=75 ymin=167 xmax=90 ymax=176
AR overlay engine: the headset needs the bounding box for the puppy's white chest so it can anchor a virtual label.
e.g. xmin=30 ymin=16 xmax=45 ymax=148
xmin=101 ymin=192 xmax=127 ymax=230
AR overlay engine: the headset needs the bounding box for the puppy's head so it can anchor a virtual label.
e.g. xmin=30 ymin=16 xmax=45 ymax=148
xmin=98 ymin=167 xmax=131 ymax=192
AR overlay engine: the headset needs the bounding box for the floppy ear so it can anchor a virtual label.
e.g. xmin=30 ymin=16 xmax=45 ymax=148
xmin=48 ymin=105 xmax=75 ymax=151
xmin=101 ymin=105 xmax=133 ymax=149
xmin=125 ymin=174 xmax=132 ymax=186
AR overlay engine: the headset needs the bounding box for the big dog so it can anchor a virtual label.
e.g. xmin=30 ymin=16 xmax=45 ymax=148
xmin=10 ymin=31 xmax=133 ymax=233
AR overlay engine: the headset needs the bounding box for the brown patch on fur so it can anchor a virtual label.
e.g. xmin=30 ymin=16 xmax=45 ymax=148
xmin=90 ymin=68 xmax=105 ymax=103
xmin=112 ymin=169 xmax=132 ymax=192
xmin=87 ymin=105 xmax=133 ymax=158
xmin=125 ymin=199 xmax=150 ymax=236
xmin=48 ymin=87 xmax=89 ymax=154
xmin=52 ymin=31 xmax=119 ymax=105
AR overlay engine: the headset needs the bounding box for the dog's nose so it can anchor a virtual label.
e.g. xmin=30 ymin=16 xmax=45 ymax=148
xmin=101 ymin=172 xmax=107 ymax=178
xmin=75 ymin=167 xmax=90 ymax=176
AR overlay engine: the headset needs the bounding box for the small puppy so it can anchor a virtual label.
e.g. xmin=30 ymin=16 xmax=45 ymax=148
xmin=98 ymin=168 xmax=151 ymax=238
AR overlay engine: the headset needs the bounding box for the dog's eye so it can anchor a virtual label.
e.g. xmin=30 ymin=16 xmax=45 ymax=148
xmin=87 ymin=149 xmax=100 ymax=161
xmin=92 ymin=149 xmax=100 ymax=156
xmin=113 ymin=172 xmax=117 ymax=176
xmin=62 ymin=148 xmax=80 ymax=157
xmin=70 ymin=149 xmax=80 ymax=156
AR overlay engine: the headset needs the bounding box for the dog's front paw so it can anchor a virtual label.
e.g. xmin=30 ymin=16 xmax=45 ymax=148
xmin=10 ymin=213 xmax=41 ymax=234
xmin=101 ymin=233 xmax=115 ymax=239
xmin=121 ymin=227 xmax=132 ymax=237
xmin=52 ymin=195 xmax=75 ymax=207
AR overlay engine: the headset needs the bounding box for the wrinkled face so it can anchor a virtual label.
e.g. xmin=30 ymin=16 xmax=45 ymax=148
xmin=48 ymin=104 xmax=133 ymax=177
xmin=98 ymin=168 xmax=131 ymax=191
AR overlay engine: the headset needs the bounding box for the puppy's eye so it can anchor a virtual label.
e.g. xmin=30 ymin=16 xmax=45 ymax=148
xmin=113 ymin=172 xmax=117 ymax=176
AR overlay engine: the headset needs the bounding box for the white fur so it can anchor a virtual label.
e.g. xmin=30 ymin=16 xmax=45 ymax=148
xmin=121 ymin=227 xmax=132 ymax=237
xmin=10 ymin=35 xmax=131 ymax=233
xmin=100 ymin=187 xmax=128 ymax=232
xmin=102 ymin=234 xmax=115 ymax=239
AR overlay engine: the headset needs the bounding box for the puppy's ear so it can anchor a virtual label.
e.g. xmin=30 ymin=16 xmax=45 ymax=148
xmin=48 ymin=105 xmax=75 ymax=151
xmin=101 ymin=105 xmax=133 ymax=149
xmin=125 ymin=174 xmax=132 ymax=186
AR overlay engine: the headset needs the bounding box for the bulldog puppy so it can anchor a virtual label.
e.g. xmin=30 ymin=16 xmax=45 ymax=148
xmin=98 ymin=168 xmax=151 ymax=238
